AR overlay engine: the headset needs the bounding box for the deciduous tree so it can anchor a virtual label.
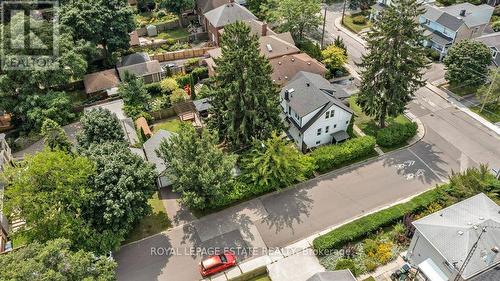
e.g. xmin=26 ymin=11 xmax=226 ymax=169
xmin=157 ymin=123 xmax=236 ymax=210
xmin=41 ymin=119 xmax=73 ymax=152
xmin=209 ymin=22 xmax=282 ymax=149
xmin=77 ymin=108 xmax=125 ymax=149
xmin=357 ymin=0 xmax=427 ymax=128
xmin=444 ymin=40 xmax=492 ymax=88
xmin=322 ymin=45 xmax=348 ymax=74
xmin=0 ymin=239 xmax=116 ymax=281
xmin=118 ymin=73 xmax=151 ymax=118
xmin=159 ymin=0 xmax=195 ymax=27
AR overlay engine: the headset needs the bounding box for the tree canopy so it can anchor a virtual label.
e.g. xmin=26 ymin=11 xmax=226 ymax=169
xmin=208 ymin=22 xmax=282 ymax=149
xmin=118 ymin=73 xmax=151 ymax=118
xmin=41 ymin=119 xmax=73 ymax=152
xmin=357 ymin=0 xmax=427 ymax=127
xmin=0 ymin=239 xmax=116 ymax=281
xmin=443 ymin=40 xmax=492 ymax=88
xmin=264 ymin=0 xmax=322 ymax=41
xmin=76 ymin=108 xmax=125 ymax=149
xmin=322 ymin=45 xmax=348 ymax=75
xmin=157 ymin=123 xmax=236 ymax=210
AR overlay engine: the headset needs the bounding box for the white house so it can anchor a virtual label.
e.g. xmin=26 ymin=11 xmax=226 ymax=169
xmin=143 ymin=130 xmax=175 ymax=188
xmin=371 ymin=0 xmax=435 ymax=20
xmin=406 ymin=193 xmax=500 ymax=281
xmin=280 ymin=72 xmax=353 ymax=152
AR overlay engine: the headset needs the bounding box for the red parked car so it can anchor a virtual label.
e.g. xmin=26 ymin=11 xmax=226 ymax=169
xmin=199 ymin=252 xmax=237 ymax=277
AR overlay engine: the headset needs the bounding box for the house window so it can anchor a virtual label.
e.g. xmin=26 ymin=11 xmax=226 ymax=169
xmin=288 ymin=106 xmax=291 ymax=115
xmin=346 ymin=120 xmax=349 ymax=124
xmin=334 ymin=124 xmax=337 ymax=128
xmin=325 ymin=126 xmax=330 ymax=133
xmin=317 ymin=128 xmax=322 ymax=136
xmin=330 ymin=110 xmax=335 ymax=117
xmin=325 ymin=111 xmax=330 ymax=119
xmin=316 ymin=140 xmax=321 ymax=145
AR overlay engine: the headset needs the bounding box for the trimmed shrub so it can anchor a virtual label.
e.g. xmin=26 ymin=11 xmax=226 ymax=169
xmin=312 ymin=188 xmax=442 ymax=254
xmin=352 ymin=15 xmax=367 ymax=25
xmin=296 ymin=39 xmax=322 ymax=61
xmin=335 ymin=259 xmax=359 ymax=276
xmin=376 ymin=122 xmax=417 ymax=147
xmin=145 ymin=82 xmax=163 ymax=96
xmin=310 ymin=136 xmax=376 ymax=173
xmin=175 ymin=74 xmax=192 ymax=88
xmin=191 ymin=67 xmax=209 ymax=81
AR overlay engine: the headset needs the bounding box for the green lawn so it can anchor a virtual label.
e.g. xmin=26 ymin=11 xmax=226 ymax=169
xmin=124 ymin=192 xmax=171 ymax=244
xmin=349 ymin=95 xmax=412 ymax=152
xmin=342 ymin=14 xmax=372 ymax=34
xmin=153 ymin=118 xmax=184 ymax=133
xmin=445 ymin=84 xmax=478 ymax=97
xmin=471 ymin=105 xmax=500 ymax=124
xmin=134 ymin=10 xmax=177 ymax=27
xmin=157 ymin=28 xmax=190 ymax=41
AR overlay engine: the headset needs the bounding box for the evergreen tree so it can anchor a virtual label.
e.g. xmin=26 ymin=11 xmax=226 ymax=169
xmin=41 ymin=119 xmax=73 ymax=152
xmin=357 ymin=0 xmax=428 ymax=128
xmin=209 ymin=22 xmax=282 ymax=149
xmin=334 ymin=36 xmax=348 ymax=56
xmin=118 ymin=72 xmax=151 ymax=118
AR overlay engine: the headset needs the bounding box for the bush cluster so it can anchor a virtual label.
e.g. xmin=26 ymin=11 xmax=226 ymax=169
xmin=352 ymin=15 xmax=367 ymax=25
xmin=310 ymin=136 xmax=376 ymax=173
xmin=312 ymin=188 xmax=442 ymax=254
xmin=376 ymin=122 xmax=417 ymax=147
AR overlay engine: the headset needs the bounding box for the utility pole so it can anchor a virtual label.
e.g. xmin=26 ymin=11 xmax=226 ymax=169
xmin=321 ymin=4 xmax=327 ymax=49
xmin=480 ymin=68 xmax=498 ymax=112
xmin=342 ymin=0 xmax=348 ymax=25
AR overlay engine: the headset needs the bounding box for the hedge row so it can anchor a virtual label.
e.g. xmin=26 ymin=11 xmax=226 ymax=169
xmin=376 ymin=122 xmax=417 ymax=148
xmin=312 ymin=188 xmax=442 ymax=254
xmin=311 ymin=136 xmax=376 ymax=173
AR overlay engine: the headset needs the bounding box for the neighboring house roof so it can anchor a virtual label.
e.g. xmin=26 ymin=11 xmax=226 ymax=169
xmin=423 ymin=29 xmax=453 ymax=46
xmin=83 ymin=69 xmax=120 ymax=94
xmin=197 ymin=0 xmax=247 ymax=14
xmin=259 ymin=33 xmax=300 ymax=59
xmin=220 ymin=19 xmax=276 ymax=38
xmin=412 ymin=193 xmax=500 ymax=280
xmin=193 ymin=98 xmax=212 ymax=113
xmin=143 ymin=130 xmax=175 ymax=176
xmin=117 ymin=60 xmax=162 ymax=80
xmin=307 ymin=270 xmax=357 ymax=281
xmin=423 ymin=3 xmax=494 ymax=31
xmin=204 ymin=2 xmax=256 ymax=28
xmin=116 ymin=52 xmax=150 ymax=68
xmin=129 ymin=31 xmax=139 ymax=47
xmin=270 ymin=53 xmax=327 ymax=86
xmin=475 ymin=32 xmax=500 ymax=50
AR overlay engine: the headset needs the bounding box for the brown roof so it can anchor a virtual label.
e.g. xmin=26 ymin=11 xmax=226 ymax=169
xmin=135 ymin=117 xmax=152 ymax=138
xmin=259 ymin=33 xmax=300 ymax=59
xmin=129 ymin=31 xmax=139 ymax=47
xmin=83 ymin=69 xmax=120 ymax=94
xmin=270 ymin=53 xmax=327 ymax=86
xmin=220 ymin=19 xmax=276 ymax=38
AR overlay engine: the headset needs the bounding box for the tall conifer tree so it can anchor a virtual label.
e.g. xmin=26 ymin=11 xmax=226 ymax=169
xmin=357 ymin=0 xmax=428 ymax=128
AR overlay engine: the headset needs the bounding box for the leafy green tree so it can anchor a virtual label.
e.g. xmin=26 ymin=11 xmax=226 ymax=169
xmin=170 ymin=88 xmax=189 ymax=104
xmin=247 ymin=0 xmax=268 ymax=18
xmin=0 ymin=13 xmax=87 ymax=130
xmin=81 ymin=141 xmax=156 ymax=250
xmin=443 ymin=40 xmax=492 ymax=88
xmin=159 ymin=0 xmax=195 ymax=27
xmin=118 ymin=72 xmax=151 ymax=118
xmin=209 ymin=22 xmax=282 ymax=149
xmin=334 ymin=36 xmax=348 ymax=56
xmin=2 ymin=150 xmax=95 ymax=248
xmin=349 ymin=0 xmax=374 ymax=10
xmin=60 ymin=0 xmax=135 ymax=62
xmin=41 ymin=119 xmax=73 ymax=152
xmin=0 ymin=239 xmax=116 ymax=281
xmin=476 ymin=70 xmax=500 ymax=111
xmin=322 ymin=45 xmax=348 ymax=74
xmin=265 ymin=0 xmax=322 ymax=41
xmin=160 ymin=77 xmax=180 ymax=94
xmin=157 ymin=123 xmax=236 ymax=210
xmin=241 ymin=133 xmax=315 ymax=190
xmin=357 ymin=0 xmax=427 ymax=128
xmin=77 ymin=108 xmax=125 ymax=149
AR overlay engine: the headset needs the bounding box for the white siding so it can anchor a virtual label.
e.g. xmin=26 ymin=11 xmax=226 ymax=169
xmin=302 ymin=104 xmax=352 ymax=149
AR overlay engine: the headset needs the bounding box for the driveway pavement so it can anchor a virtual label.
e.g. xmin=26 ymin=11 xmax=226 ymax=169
xmin=115 ymin=9 xmax=500 ymax=281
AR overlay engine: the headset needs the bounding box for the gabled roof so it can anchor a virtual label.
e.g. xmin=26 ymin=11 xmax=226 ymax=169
xmin=117 ymin=60 xmax=162 ymax=80
xmin=83 ymin=69 xmax=120 ymax=94
xmin=259 ymin=33 xmax=300 ymax=59
xmin=197 ymin=0 xmax=246 ymax=14
xmin=413 ymin=193 xmax=500 ymax=280
xmin=204 ymin=2 xmax=256 ymax=28
xmin=423 ymin=3 xmax=494 ymax=31
xmin=475 ymin=32 xmax=500 ymax=50
xmin=143 ymin=130 xmax=175 ymax=175
xmin=281 ymin=71 xmax=353 ymax=118
xmin=307 ymin=270 xmax=356 ymax=281
xmin=116 ymin=52 xmax=150 ymax=68
xmin=270 ymin=53 xmax=327 ymax=86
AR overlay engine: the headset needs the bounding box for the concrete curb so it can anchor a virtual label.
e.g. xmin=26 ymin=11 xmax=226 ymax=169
xmin=333 ymin=17 xmax=367 ymax=47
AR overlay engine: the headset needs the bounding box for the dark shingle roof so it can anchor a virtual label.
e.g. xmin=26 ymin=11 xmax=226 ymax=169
xmin=435 ymin=12 xmax=463 ymax=31
xmin=116 ymin=52 xmax=150 ymax=68
xmin=204 ymin=2 xmax=256 ymax=28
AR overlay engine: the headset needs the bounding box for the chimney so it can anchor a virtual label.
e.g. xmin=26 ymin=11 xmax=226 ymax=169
xmin=460 ymin=9 xmax=466 ymax=17
xmin=262 ymin=22 xmax=267 ymax=37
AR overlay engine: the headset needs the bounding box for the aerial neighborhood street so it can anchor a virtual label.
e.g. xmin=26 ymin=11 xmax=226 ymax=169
xmin=0 ymin=0 xmax=499 ymax=281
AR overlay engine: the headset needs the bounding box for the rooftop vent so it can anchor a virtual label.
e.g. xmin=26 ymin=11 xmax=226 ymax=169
xmin=291 ymin=58 xmax=295 ymax=62
xmin=306 ymin=82 xmax=310 ymax=87
xmin=492 ymin=246 xmax=499 ymax=253
xmin=278 ymin=61 xmax=282 ymax=65
xmin=458 ymin=231 xmax=464 ymax=235
xmin=460 ymin=9 xmax=466 ymax=17
xmin=266 ymin=44 xmax=273 ymax=52
xmin=479 ymin=217 xmax=485 ymax=220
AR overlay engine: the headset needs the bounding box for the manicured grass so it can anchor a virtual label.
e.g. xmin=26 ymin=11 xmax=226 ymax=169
xmin=445 ymin=84 xmax=478 ymax=97
xmin=471 ymin=105 xmax=500 ymax=124
xmin=153 ymin=118 xmax=183 ymax=133
xmin=157 ymin=28 xmax=190 ymax=40
xmin=349 ymin=95 xmax=412 ymax=137
xmin=124 ymin=192 xmax=171 ymax=244
xmin=342 ymin=14 xmax=372 ymax=34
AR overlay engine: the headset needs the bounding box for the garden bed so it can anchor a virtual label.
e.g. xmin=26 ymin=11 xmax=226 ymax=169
xmin=342 ymin=14 xmax=372 ymax=34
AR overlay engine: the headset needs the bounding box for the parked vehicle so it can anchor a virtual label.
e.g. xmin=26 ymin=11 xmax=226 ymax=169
xmin=199 ymin=252 xmax=237 ymax=277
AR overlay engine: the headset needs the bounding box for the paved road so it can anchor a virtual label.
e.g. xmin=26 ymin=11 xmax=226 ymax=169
xmin=115 ymin=9 xmax=500 ymax=281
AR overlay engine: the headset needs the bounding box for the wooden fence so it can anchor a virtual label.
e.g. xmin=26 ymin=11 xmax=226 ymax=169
xmin=150 ymin=108 xmax=176 ymax=121
xmin=150 ymin=46 xmax=215 ymax=62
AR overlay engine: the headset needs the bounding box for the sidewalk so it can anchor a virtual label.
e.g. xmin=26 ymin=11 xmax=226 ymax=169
xmin=333 ymin=16 xmax=500 ymax=137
